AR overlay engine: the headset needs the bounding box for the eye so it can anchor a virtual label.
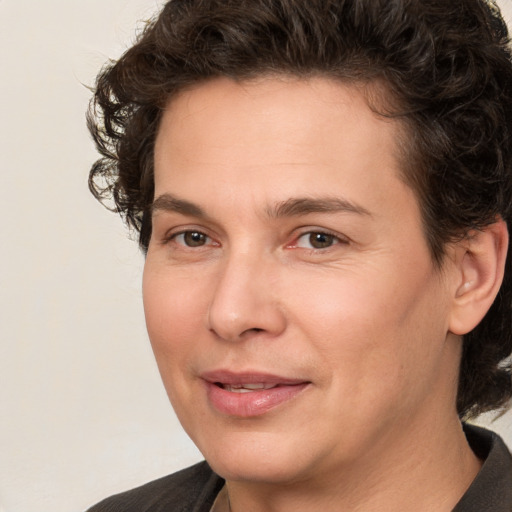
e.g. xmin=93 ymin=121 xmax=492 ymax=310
xmin=295 ymin=231 xmax=342 ymax=249
xmin=173 ymin=230 xmax=210 ymax=247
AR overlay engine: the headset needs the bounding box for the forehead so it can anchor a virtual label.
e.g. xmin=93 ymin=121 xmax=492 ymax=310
xmin=152 ymin=76 xmax=419 ymax=235
xmin=154 ymin=76 xmax=405 ymax=187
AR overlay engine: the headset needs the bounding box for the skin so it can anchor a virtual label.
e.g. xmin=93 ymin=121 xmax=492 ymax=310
xmin=144 ymin=76 xmax=482 ymax=511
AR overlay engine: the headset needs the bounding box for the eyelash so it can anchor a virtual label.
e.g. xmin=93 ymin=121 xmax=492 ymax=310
xmin=290 ymin=230 xmax=348 ymax=251
xmin=163 ymin=228 xmax=348 ymax=252
xmin=163 ymin=230 xmax=216 ymax=248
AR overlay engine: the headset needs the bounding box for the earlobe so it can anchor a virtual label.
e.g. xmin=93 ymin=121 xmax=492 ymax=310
xmin=449 ymin=218 xmax=508 ymax=336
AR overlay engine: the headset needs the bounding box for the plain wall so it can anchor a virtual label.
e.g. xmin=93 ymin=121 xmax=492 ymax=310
xmin=1 ymin=1 xmax=512 ymax=511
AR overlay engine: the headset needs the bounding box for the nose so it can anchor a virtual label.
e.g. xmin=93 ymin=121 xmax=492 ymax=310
xmin=207 ymin=252 xmax=287 ymax=342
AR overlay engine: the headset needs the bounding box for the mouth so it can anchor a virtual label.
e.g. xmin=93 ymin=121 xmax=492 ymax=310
xmin=202 ymin=371 xmax=310 ymax=417
xmin=214 ymin=382 xmax=282 ymax=393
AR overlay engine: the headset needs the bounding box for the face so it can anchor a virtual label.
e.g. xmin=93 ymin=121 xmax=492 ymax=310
xmin=144 ymin=77 xmax=461 ymax=486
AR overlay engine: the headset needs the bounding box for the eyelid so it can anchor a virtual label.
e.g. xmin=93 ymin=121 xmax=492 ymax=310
xmin=161 ymin=226 xmax=219 ymax=247
xmin=288 ymin=228 xmax=350 ymax=250
xmin=157 ymin=224 xmax=349 ymax=250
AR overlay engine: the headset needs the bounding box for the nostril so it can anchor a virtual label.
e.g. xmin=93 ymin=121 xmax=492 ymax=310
xmin=240 ymin=327 xmax=265 ymax=336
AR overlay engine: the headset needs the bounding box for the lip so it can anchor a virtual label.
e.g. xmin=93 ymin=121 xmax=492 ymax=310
xmin=201 ymin=370 xmax=311 ymax=418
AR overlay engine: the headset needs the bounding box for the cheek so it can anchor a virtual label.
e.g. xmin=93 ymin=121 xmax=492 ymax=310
xmin=142 ymin=266 xmax=210 ymax=367
xmin=142 ymin=267 xmax=212 ymax=425
xmin=283 ymin=272 xmax=395 ymax=387
xmin=285 ymin=268 xmax=404 ymax=349
xmin=286 ymin=264 xmax=447 ymax=395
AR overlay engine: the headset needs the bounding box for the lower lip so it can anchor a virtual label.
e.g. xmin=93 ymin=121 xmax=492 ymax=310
xmin=205 ymin=381 xmax=309 ymax=417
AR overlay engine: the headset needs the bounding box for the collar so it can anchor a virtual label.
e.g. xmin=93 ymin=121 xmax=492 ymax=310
xmin=453 ymin=424 xmax=512 ymax=511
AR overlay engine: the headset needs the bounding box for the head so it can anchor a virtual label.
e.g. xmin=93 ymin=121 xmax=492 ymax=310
xmin=88 ymin=0 xmax=512 ymax=422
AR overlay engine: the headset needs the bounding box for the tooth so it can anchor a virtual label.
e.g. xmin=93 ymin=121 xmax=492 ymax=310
xmin=224 ymin=386 xmax=251 ymax=393
xmin=223 ymin=383 xmax=278 ymax=392
xmin=241 ymin=383 xmax=266 ymax=390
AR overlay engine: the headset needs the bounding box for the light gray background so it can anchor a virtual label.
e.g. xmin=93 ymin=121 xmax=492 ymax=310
xmin=1 ymin=1 xmax=512 ymax=511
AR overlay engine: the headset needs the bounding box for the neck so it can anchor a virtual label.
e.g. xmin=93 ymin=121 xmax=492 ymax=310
xmin=224 ymin=415 xmax=481 ymax=512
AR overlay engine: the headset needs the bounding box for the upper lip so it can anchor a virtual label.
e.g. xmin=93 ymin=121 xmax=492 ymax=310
xmin=200 ymin=370 xmax=309 ymax=386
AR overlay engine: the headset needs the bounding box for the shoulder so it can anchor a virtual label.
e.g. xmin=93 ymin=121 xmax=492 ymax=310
xmin=86 ymin=461 xmax=224 ymax=512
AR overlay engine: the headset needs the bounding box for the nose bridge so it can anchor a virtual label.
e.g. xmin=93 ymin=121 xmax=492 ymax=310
xmin=207 ymin=246 xmax=285 ymax=341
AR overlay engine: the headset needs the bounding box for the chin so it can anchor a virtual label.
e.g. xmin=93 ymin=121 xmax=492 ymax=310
xmin=209 ymin=455 xmax=308 ymax=484
xmin=195 ymin=431 xmax=323 ymax=484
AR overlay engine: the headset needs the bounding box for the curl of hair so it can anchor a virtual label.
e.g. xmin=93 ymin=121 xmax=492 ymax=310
xmin=88 ymin=0 xmax=512 ymax=419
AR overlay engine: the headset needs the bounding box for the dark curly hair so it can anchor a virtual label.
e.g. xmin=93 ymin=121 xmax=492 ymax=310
xmin=88 ymin=0 xmax=512 ymax=419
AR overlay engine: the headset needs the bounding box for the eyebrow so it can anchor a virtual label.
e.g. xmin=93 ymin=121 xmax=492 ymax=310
xmin=150 ymin=193 xmax=371 ymax=219
xmin=151 ymin=194 xmax=206 ymax=217
xmin=266 ymin=197 xmax=372 ymax=218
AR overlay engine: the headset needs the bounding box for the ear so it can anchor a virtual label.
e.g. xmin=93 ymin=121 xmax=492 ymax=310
xmin=449 ymin=218 xmax=508 ymax=336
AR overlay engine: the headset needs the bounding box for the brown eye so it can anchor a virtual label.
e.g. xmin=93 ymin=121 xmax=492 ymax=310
xmin=176 ymin=231 xmax=209 ymax=247
xmin=295 ymin=231 xmax=339 ymax=249
xmin=308 ymin=232 xmax=336 ymax=249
